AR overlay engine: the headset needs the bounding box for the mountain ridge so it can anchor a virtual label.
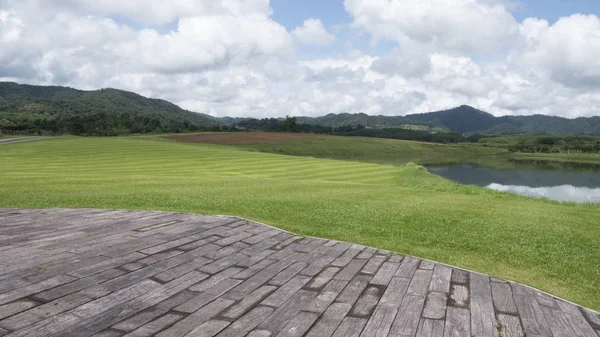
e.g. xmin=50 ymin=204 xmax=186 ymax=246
xmin=294 ymin=105 xmax=600 ymax=135
xmin=2 ymin=82 xmax=600 ymax=136
xmin=0 ymin=82 xmax=220 ymax=135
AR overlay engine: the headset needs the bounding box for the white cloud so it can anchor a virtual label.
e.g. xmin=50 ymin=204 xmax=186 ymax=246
xmin=10 ymin=0 xmax=273 ymax=25
xmin=371 ymin=50 xmax=431 ymax=78
xmin=513 ymin=14 xmax=600 ymax=89
xmin=119 ymin=15 xmax=292 ymax=74
xmin=0 ymin=10 xmax=23 ymax=42
xmin=292 ymin=18 xmax=336 ymax=46
xmin=1 ymin=0 xmax=600 ymax=119
xmin=343 ymin=0 xmax=518 ymax=54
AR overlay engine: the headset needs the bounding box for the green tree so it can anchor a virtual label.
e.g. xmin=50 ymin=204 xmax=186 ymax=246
xmin=283 ymin=115 xmax=297 ymax=133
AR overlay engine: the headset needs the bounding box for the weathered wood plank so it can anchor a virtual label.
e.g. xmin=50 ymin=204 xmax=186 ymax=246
xmin=122 ymin=312 xmax=184 ymax=337
xmin=359 ymin=304 xmax=398 ymax=337
xmin=261 ymin=275 xmax=311 ymax=307
xmin=416 ymin=318 xmax=445 ymax=337
xmin=269 ymin=262 xmax=308 ymax=286
xmin=0 ymin=274 xmax=78 ymax=306
xmin=175 ymin=278 xmax=242 ymax=313
xmin=470 ymin=273 xmax=492 ymax=299
xmin=361 ymin=255 xmax=387 ymax=276
xmin=332 ymin=317 xmax=368 ymax=337
xmin=1 ymin=312 xmax=82 ymax=337
xmin=351 ymin=286 xmax=382 ymax=317
xmin=419 ymin=260 xmax=435 ymax=270
xmin=470 ymin=295 xmax=498 ymax=337
xmin=450 ymin=269 xmax=468 ymax=284
xmin=429 ymin=264 xmax=451 ymax=293
xmin=155 ymin=298 xmax=235 ymax=337
xmin=406 ymin=270 xmax=433 ymax=297
xmin=334 ymin=259 xmax=367 ymax=281
xmin=305 ymin=279 xmax=349 ymax=313
xmin=2 ymin=209 xmax=600 ymax=337
xmin=370 ymin=262 xmax=400 ymax=286
xmin=379 ymin=277 xmax=410 ymax=307
xmin=581 ymin=307 xmax=600 ymax=329
xmin=223 ymin=285 xmax=276 ymax=320
xmin=491 ymin=282 xmax=518 ymax=315
xmin=69 ymin=279 xmax=160 ymax=319
xmin=247 ymin=330 xmax=273 ymax=337
xmin=305 ymin=302 xmax=352 ymax=337
xmin=188 ymin=267 xmax=243 ymax=292
xmin=198 ymin=253 xmax=247 ymax=275
xmin=67 ymin=252 xmax=146 ymax=278
xmin=394 ymin=257 xmax=419 ymax=279
xmin=356 ymin=247 xmax=377 ymax=260
xmin=497 ymin=314 xmax=525 ymax=337
xmin=275 ymin=311 xmax=319 ymax=337
xmin=111 ymin=290 xmax=197 ymax=332
xmin=0 ymin=300 xmax=38 ymax=321
xmin=448 ymin=284 xmax=469 ymax=308
xmin=258 ymin=290 xmax=317 ymax=333
xmin=514 ymin=294 xmax=552 ymax=336
xmin=535 ymin=291 xmax=558 ymax=308
xmin=443 ymin=307 xmax=470 ymax=337
xmin=184 ymin=319 xmax=230 ymax=337
xmin=389 ymin=295 xmax=426 ymax=336
xmin=422 ymin=291 xmax=447 ymax=319
xmin=554 ymin=300 xmax=598 ymax=337
xmin=225 ymin=253 xmax=306 ymax=300
xmin=305 ymin=267 xmax=341 ymax=290
xmin=337 ymin=274 xmax=372 ymax=306
xmin=0 ymin=286 xmax=109 ymax=330
xmin=153 ymin=257 xmax=211 ymax=283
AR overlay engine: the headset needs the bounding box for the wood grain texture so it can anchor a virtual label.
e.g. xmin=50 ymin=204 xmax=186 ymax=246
xmin=0 ymin=208 xmax=596 ymax=337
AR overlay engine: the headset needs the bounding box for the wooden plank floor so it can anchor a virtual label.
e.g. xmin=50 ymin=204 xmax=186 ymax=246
xmin=0 ymin=209 xmax=598 ymax=337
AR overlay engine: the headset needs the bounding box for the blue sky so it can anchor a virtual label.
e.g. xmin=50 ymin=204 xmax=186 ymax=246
xmin=3 ymin=0 xmax=600 ymax=118
xmin=271 ymin=0 xmax=600 ymax=27
xmin=512 ymin=0 xmax=600 ymax=22
xmin=269 ymin=0 xmax=600 ymax=60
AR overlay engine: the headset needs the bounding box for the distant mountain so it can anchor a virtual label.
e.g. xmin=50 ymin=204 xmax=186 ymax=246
xmin=0 ymin=82 xmax=220 ymax=135
xmin=297 ymin=112 xmax=407 ymax=128
xmin=296 ymin=105 xmax=600 ymax=136
xmin=3 ymin=82 xmax=600 ymax=136
xmin=213 ymin=116 xmax=252 ymax=125
xmin=402 ymin=105 xmax=497 ymax=134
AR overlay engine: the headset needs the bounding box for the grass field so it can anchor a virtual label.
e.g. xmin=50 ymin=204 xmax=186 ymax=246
xmin=226 ymin=134 xmax=509 ymax=166
xmin=1 ymin=136 xmax=599 ymax=310
xmin=223 ymin=133 xmax=600 ymax=168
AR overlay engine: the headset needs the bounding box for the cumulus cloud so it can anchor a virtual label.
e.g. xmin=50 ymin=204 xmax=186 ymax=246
xmin=292 ymin=18 xmax=336 ymax=46
xmin=343 ymin=0 xmax=518 ymax=54
xmin=514 ymin=14 xmax=600 ymax=89
xmin=0 ymin=0 xmax=291 ymax=86
xmin=1 ymin=0 xmax=600 ymax=118
xmin=370 ymin=45 xmax=431 ymax=78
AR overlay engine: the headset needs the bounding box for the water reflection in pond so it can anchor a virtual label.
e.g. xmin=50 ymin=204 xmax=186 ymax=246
xmin=425 ymin=160 xmax=600 ymax=203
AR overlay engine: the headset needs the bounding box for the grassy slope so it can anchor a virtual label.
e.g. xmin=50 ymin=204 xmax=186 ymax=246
xmin=233 ymin=135 xmax=508 ymax=166
xmin=235 ymin=135 xmax=600 ymax=166
xmin=0 ymin=137 xmax=599 ymax=310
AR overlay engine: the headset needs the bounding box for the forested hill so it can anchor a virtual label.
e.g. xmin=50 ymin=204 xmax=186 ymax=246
xmin=297 ymin=105 xmax=600 ymax=135
xmin=0 ymin=82 xmax=220 ymax=135
xmin=3 ymin=82 xmax=600 ymax=136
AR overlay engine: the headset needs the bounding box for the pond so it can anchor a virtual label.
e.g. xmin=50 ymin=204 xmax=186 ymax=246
xmin=425 ymin=159 xmax=600 ymax=203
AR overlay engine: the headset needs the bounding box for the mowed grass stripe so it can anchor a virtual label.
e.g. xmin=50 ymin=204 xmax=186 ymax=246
xmin=1 ymin=138 xmax=398 ymax=183
xmin=0 ymin=137 xmax=599 ymax=311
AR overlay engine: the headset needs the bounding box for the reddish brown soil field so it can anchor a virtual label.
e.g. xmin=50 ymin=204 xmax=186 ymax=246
xmin=166 ymin=132 xmax=319 ymax=144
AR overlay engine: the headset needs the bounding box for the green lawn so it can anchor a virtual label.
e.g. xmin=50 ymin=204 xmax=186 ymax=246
xmin=233 ymin=135 xmax=508 ymax=166
xmin=1 ymin=136 xmax=599 ymax=310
